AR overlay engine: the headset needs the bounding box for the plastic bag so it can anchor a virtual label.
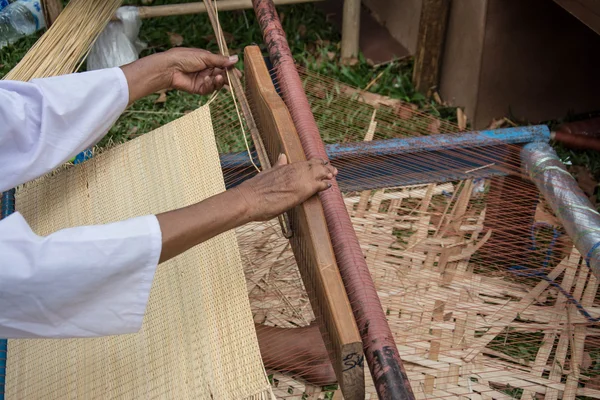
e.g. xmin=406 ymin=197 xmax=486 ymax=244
xmin=87 ymin=6 xmax=146 ymax=70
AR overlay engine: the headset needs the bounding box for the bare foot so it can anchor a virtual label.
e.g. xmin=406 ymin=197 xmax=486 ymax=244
xmin=255 ymin=323 xmax=337 ymax=386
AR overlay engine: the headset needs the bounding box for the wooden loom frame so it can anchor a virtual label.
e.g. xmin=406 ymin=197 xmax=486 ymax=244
xmin=244 ymin=45 xmax=365 ymax=399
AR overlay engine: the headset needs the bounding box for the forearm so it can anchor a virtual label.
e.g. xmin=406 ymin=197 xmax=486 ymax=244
xmin=157 ymin=188 xmax=251 ymax=263
xmin=120 ymin=52 xmax=172 ymax=105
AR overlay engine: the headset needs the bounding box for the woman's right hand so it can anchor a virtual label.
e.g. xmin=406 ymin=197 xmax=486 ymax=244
xmin=234 ymin=154 xmax=338 ymax=222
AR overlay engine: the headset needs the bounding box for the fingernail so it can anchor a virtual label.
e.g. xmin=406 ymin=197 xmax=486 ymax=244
xmin=327 ymin=183 xmax=332 ymax=188
xmin=229 ymin=55 xmax=239 ymax=63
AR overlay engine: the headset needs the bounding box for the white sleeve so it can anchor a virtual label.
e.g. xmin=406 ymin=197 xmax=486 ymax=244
xmin=0 ymin=67 xmax=129 ymax=193
xmin=0 ymin=212 xmax=162 ymax=338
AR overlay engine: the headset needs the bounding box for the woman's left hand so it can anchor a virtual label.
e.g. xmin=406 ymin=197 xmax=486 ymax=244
xmin=166 ymin=47 xmax=240 ymax=95
xmin=120 ymin=48 xmax=241 ymax=104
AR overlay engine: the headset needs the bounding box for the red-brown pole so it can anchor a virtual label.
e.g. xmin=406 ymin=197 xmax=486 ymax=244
xmin=251 ymin=1 xmax=416 ymax=399
xmin=556 ymin=118 xmax=600 ymax=139
xmin=553 ymin=130 xmax=600 ymax=152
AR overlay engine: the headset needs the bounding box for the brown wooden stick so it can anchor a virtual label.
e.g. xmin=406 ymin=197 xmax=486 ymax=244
xmin=245 ymin=45 xmax=365 ymax=400
xmin=112 ymin=0 xmax=322 ymax=20
xmin=341 ymin=0 xmax=360 ymax=59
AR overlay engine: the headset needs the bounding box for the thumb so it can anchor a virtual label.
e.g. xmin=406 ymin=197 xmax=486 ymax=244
xmin=275 ymin=153 xmax=288 ymax=167
xmin=202 ymin=52 xmax=238 ymax=69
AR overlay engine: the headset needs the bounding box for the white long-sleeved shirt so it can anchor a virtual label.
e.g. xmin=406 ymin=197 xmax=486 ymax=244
xmin=0 ymin=68 xmax=162 ymax=338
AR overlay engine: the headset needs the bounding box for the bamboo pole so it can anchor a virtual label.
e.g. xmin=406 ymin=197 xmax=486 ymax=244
xmin=117 ymin=0 xmax=323 ymax=20
xmin=341 ymin=0 xmax=360 ymax=59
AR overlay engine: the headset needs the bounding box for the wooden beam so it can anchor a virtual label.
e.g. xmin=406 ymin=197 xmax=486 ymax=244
xmin=128 ymin=0 xmax=322 ymax=19
xmin=244 ymin=45 xmax=365 ymax=400
xmin=412 ymin=0 xmax=451 ymax=95
xmin=42 ymin=0 xmax=63 ymax=28
xmin=341 ymin=0 xmax=361 ymax=59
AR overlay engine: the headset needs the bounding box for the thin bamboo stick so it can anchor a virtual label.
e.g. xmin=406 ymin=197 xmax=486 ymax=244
xmin=114 ymin=0 xmax=323 ymax=20
xmin=5 ymin=0 xmax=122 ymax=81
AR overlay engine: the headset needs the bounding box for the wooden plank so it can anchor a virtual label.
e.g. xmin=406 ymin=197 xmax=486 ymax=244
xmin=244 ymin=45 xmax=365 ymax=400
xmin=424 ymin=300 xmax=445 ymax=394
xmin=412 ymin=0 xmax=451 ymax=94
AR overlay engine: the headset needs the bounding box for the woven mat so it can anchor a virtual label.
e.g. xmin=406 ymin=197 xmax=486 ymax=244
xmin=238 ymin=182 xmax=600 ymax=399
xmin=7 ymin=106 xmax=273 ymax=400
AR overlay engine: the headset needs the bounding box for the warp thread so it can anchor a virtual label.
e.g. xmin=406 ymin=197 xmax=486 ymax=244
xmin=511 ymin=222 xmax=599 ymax=322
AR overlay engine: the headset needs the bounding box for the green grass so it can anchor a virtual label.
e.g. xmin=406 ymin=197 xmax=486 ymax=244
xmin=0 ymin=0 xmax=445 ymax=148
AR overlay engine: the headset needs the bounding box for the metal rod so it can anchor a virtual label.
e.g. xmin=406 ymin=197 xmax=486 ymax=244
xmin=522 ymin=142 xmax=600 ymax=277
xmin=0 ymin=188 xmax=14 ymax=400
xmin=221 ymin=126 xmax=550 ymax=191
xmin=251 ymin=0 xmax=416 ymax=398
xmin=552 ymin=130 xmax=600 ymax=152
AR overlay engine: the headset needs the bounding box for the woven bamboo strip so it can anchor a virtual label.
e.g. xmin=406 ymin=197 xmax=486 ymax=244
xmin=8 ymin=107 xmax=273 ymax=399
xmin=239 ymin=182 xmax=600 ymax=399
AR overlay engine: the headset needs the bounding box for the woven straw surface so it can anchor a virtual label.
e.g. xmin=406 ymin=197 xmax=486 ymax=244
xmin=7 ymin=106 xmax=273 ymax=400
xmin=237 ymin=182 xmax=600 ymax=399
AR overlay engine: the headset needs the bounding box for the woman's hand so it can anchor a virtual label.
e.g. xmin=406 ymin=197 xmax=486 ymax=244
xmin=166 ymin=48 xmax=240 ymax=95
xmin=156 ymin=155 xmax=338 ymax=263
xmin=120 ymin=48 xmax=239 ymax=105
xmin=234 ymin=154 xmax=338 ymax=222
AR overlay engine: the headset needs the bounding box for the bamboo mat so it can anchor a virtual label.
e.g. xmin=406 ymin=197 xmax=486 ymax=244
xmin=237 ymin=182 xmax=600 ymax=399
xmin=7 ymin=106 xmax=273 ymax=400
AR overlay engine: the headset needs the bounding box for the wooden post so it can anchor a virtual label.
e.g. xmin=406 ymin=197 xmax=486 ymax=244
xmin=42 ymin=0 xmax=63 ymax=28
xmin=245 ymin=45 xmax=365 ymax=400
xmin=412 ymin=0 xmax=451 ymax=95
xmin=341 ymin=0 xmax=361 ymax=60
